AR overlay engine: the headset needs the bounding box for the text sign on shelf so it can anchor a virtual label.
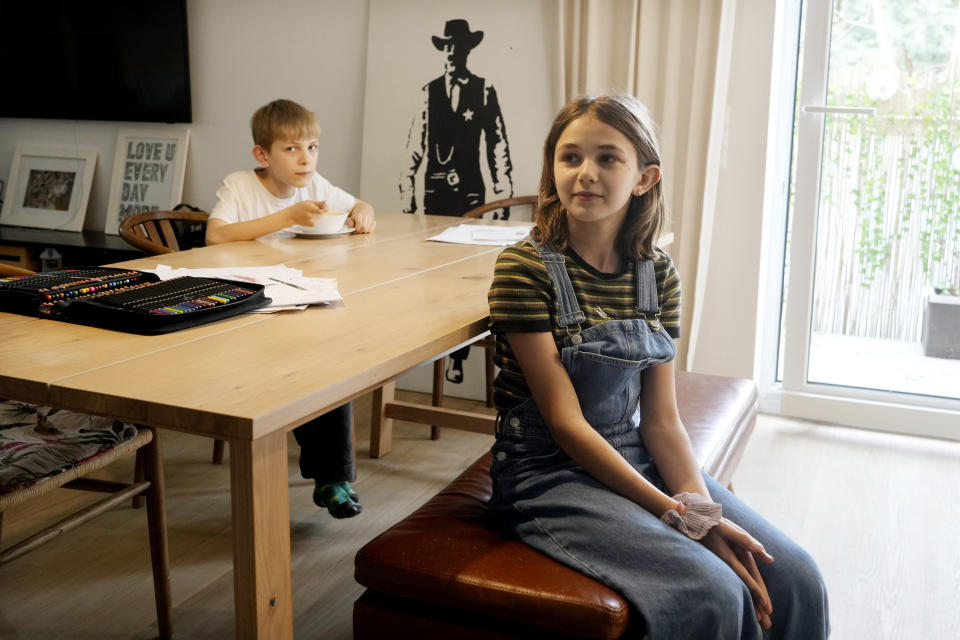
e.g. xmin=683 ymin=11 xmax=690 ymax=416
xmin=104 ymin=128 xmax=190 ymax=234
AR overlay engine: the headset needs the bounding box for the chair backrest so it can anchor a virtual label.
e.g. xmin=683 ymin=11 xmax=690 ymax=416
xmin=119 ymin=209 xmax=210 ymax=256
xmin=463 ymin=196 xmax=538 ymax=220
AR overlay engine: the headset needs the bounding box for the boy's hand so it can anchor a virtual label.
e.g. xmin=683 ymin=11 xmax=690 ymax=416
xmin=347 ymin=200 xmax=376 ymax=233
xmin=286 ymin=200 xmax=328 ymax=226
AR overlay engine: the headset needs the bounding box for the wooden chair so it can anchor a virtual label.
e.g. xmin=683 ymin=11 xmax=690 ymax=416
xmin=462 ymin=195 xmax=538 ymax=221
xmin=427 ymin=196 xmax=538 ymax=438
xmin=118 ymin=208 xmax=209 ymax=255
xmin=0 ymin=404 xmax=171 ymax=639
xmin=118 ymin=209 xmax=228 ymax=464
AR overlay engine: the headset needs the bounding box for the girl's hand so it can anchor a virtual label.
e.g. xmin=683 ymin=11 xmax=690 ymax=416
xmin=700 ymin=518 xmax=775 ymax=629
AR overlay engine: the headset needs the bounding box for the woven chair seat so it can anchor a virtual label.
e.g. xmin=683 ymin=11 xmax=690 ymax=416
xmin=0 ymin=399 xmax=170 ymax=638
xmin=0 ymin=399 xmax=139 ymax=497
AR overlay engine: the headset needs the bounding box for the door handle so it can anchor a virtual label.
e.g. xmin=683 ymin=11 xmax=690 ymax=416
xmin=802 ymin=105 xmax=877 ymax=115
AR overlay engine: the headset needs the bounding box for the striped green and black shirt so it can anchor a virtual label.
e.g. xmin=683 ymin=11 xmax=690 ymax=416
xmin=488 ymin=240 xmax=681 ymax=412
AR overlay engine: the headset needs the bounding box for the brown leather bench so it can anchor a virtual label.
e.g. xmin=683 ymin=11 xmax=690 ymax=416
xmin=354 ymin=370 xmax=758 ymax=639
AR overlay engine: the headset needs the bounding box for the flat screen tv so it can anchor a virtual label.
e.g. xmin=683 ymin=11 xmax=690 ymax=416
xmin=0 ymin=2 xmax=192 ymax=123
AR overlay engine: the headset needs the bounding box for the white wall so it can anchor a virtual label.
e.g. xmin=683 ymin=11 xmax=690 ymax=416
xmin=0 ymin=0 xmax=371 ymax=232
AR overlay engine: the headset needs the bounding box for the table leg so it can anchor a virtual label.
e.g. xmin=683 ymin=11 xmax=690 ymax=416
xmin=370 ymin=381 xmax=395 ymax=458
xmin=229 ymin=430 xmax=293 ymax=639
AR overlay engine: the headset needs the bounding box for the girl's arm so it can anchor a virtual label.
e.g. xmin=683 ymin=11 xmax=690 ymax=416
xmin=507 ymin=331 xmax=680 ymax=517
xmin=636 ymin=360 xmax=710 ymax=497
xmin=639 ymin=359 xmax=775 ymax=628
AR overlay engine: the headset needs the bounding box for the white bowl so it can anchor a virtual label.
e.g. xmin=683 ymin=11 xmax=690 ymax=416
xmin=292 ymin=211 xmax=348 ymax=235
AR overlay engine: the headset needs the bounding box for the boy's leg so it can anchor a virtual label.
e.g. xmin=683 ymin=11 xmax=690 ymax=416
xmin=292 ymin=402 xmax=355 ymax=483
xmin=293 ymin=402 xmax=361 ymax=518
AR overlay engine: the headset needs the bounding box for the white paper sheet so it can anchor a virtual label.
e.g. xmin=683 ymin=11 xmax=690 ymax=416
xmin=427 ymin=223 xmax=533 ymax=246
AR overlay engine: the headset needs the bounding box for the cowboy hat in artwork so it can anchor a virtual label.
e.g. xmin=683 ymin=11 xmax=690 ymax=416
xmin=431 ymin=19 xmax=484 ymax=51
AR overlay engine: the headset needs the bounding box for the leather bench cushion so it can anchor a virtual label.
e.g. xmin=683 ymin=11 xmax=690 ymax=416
xmin=354 ymin=371 xmax=758 ymax=639
xmin=354 ymin=590 xmax=606 ymax=640
xmin=356 ymin=451 xmax=629 ymax=639
xmin=675 ymin=371 xmax=758 ymax=486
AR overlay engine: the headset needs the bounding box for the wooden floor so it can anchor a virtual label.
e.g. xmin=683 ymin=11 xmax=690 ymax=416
xmin=734 ymin=414 xmax=960 ymax=640
xmin=1 ymin=393 xmax=957 ymax=639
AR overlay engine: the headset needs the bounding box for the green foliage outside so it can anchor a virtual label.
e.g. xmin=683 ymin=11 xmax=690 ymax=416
xmin=825 ymin=0 xmax=959 ymax=291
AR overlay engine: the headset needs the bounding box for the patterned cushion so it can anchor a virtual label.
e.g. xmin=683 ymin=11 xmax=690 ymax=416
xmin=0 ymin=399 xmax=137 ymax=493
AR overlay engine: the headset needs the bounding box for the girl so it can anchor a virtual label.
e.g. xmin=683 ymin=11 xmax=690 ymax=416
xmin=487 ymin=94 xmax=829 ymax=639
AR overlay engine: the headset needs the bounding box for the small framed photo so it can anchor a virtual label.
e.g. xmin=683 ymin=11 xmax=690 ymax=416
xmin=104 ymin=127 xmax=190 ymax=234
xmin=0 ymin=145 xmax=98 ymax=232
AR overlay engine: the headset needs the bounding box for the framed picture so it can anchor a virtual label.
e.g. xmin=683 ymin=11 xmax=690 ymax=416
xmin=104 ymin=127 xmax=190 ymax=234
xmin=0 ymin=145 xmax=98 ymax=232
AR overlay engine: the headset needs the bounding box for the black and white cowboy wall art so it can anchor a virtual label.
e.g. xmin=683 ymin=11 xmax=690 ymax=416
xmin=360 ymin=0 xmax=558 ymax=398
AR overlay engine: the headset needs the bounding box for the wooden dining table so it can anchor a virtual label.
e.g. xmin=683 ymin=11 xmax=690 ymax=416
xmin=0 ymin=213 xmax=516 ymax=638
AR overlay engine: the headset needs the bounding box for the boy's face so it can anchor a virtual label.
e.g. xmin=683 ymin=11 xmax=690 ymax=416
xmin=257 ymin=135 xmax=320 ymax=190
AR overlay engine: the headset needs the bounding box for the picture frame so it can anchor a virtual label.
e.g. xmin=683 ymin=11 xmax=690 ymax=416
xmin=104 ymin=127 xmax=190 ymax=234
xmin=0 ymin=145 xmax=98 ymax=232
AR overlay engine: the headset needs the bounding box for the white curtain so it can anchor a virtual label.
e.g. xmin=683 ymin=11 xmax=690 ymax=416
xmin=553 ymin=0 xmax=725 ymax=369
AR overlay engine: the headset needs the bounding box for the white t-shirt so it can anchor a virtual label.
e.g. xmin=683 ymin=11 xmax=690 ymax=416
xmin=209 ymin=170 xmax=356 ymax=233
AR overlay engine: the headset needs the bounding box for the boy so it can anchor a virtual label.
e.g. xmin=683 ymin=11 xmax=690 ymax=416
xmin=206 ymin=99 xmax=374 ymax=518
xmin=206 ymin=99 xmax=374 ymax=243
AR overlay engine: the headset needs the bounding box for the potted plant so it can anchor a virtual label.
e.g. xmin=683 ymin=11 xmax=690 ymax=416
xmin=922 ymin=285 xmax=960 ymax=359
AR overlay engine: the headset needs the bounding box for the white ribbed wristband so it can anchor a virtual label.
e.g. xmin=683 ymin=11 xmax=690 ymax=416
xmin=660 ymin=492 xmax=722 ymax=540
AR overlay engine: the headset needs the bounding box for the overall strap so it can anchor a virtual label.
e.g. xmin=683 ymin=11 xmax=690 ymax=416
xmin=634 ymin=259 xmax=660 ymax=317
xmin=527 ymin=237 xmax=586 ymax=329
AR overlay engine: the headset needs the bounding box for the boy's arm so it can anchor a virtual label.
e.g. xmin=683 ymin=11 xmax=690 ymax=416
xmin=205 ymin=200 xmax=328 ymax=244
xmin=346 ymin=199 xmax=375 ymax=233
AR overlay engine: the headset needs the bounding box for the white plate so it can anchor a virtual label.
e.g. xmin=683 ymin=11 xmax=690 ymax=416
xmin=292 ymin=226 xmax=353 ymax=238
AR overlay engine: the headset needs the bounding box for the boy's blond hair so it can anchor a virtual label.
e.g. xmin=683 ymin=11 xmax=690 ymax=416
xmin=250 ymin=99 xmax=322 ymax=150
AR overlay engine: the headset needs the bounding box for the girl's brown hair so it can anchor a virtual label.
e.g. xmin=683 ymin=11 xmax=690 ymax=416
xmin=532 ymin=94 xmax=665 ymax=260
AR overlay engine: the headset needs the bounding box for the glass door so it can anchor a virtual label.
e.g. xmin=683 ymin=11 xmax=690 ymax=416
xmin=780 ymin=0 xmax=960 ymax=436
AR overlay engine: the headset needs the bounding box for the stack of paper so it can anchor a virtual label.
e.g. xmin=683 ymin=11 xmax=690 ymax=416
xmin=427 ymin=223 xmax=533 ymax=246
xmin=149 ymin=264 xmax=341 ymax=312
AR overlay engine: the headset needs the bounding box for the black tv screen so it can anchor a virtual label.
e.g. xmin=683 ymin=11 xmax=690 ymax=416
xmin=0 ymin=1 xmax=192 ymax=123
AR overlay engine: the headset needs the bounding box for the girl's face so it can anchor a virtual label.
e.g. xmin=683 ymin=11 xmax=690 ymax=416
xmin=553 ymin=115 xmax=654 ymax=229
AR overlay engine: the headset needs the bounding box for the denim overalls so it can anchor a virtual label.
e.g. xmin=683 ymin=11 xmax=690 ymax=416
xmin=489 ymin=240 xmax=829 ymax=639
